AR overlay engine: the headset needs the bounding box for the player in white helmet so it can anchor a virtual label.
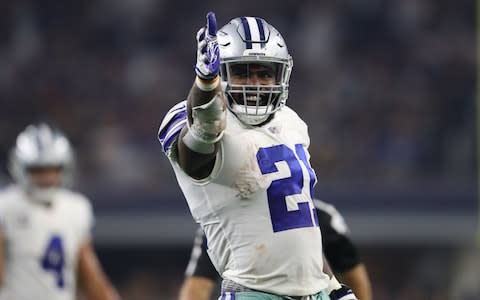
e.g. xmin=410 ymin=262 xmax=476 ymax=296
xmin=0 ymin=123 xmax=121 ymax=300
xmin=159 ymin=12 xmax=357 ymax=300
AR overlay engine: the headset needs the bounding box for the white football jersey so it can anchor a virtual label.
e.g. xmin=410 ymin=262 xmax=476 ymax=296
xmin=159 ymin=101 xmax=329 ymax=296
xmin=0 ymin=185 xmax=93 ymax=300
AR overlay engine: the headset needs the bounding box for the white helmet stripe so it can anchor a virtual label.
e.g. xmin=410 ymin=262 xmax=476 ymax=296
xmin=245 ymin=17 xmax=261 ymax=50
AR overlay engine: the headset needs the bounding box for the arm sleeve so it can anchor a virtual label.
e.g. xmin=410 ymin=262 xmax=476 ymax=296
xmin=315 ymin=200 xmax=361 ymax=273
xmin=184 ymin=227 xmax=220 ymax=281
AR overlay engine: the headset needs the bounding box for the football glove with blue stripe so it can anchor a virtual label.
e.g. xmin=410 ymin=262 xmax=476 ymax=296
xmin=195 ymin=12 xmax=220 ymax=80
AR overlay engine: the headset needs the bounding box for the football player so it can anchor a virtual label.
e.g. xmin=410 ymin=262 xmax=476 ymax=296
xmin=0 ymin=124 xmax=121 ymax=300
xmin=159 ymin=12 xmax=357 ymax=300
xmin=179 ymin=199 xmax=372 ymax=300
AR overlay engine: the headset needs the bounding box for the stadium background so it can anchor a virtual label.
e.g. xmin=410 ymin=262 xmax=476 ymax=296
xmin=0 ymin=0 xmax=476 ymax=299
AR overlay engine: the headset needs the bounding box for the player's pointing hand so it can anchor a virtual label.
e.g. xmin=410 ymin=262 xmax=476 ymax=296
xmin=195 ymin=12 xmax=220 ymax=80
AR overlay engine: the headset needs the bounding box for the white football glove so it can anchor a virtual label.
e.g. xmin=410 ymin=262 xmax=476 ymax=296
xmin=195 ymin=12 xmax=220 ymax=80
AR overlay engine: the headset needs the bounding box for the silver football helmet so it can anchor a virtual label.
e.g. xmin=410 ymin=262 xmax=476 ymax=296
xmin=218 ymin=16 xmax=293 ymax=125
xmin=8 ymin=123 xmax=75 ymax=202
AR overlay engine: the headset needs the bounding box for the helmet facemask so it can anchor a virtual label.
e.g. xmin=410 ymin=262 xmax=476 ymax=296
xmin=221 ymin=58 xmax=292 ymax=125
xmin=25 ymin=166 xmax=65 ymax=203
xmin=217 ymin=16 xmax=293 ymax=126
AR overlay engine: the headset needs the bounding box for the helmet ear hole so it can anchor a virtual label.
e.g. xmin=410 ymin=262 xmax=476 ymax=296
xmin=218 ymin=17 xmax=292 ymax=125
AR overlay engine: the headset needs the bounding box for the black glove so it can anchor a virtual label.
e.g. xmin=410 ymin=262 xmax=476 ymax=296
xmin=329 ymin=284 xmax=358 ymax=300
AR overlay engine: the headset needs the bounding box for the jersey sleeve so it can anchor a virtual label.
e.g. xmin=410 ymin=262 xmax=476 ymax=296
xmin=158 ymin=101 xmax=188 ymax=157
xmin=75 ymin=195 xmax=95 ymax=244
xmin=283 ymin=106 xmax=310 ymax=148
xmin=314 ymin=199 xmax=361 ymax=273
xmin=184 ymin=227 xmax=220 ymax=281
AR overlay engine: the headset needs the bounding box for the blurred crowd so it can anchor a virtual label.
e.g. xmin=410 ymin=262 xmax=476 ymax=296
xmin=0 ymin=1 xmax=476 ymax=299
xmin=0 ymin=0 xmax=474 ymax=194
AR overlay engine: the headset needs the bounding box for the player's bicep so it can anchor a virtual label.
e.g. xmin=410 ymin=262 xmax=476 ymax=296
xmin=177 ymin=128 xmax=217 ymax=179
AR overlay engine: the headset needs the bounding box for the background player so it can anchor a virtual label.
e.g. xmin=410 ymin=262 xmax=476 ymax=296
xmin=0 ymin=123 xmax=121 ymax=300
xmin=159 ymin=12 xmax=356 ymax=300
xmin=179 ymin=199 xmax=372 ymax=300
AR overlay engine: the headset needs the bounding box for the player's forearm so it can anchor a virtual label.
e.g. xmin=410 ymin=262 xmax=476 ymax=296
xmin=187 ymin=77 xmax=226 ymax=139
xmin=77 ymin=243 xmax=121 ymax=300
xmin=340 ymin=264 xmax=372 ymax=300
xmin=79 ymin=261 xmax=121 ymax=300
xmin=180 ymin=77 xmax=226 ymax=161
xmin=188 ymin=76 xmax=222 ymax=107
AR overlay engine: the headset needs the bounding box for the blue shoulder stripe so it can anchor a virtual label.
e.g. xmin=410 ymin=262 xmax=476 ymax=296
xmin=158 ymin=101 xmax=188 ymax=152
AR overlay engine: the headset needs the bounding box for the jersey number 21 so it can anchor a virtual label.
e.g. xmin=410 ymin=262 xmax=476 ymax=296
xmin=257 ymin=144 xmax=318 ymax=232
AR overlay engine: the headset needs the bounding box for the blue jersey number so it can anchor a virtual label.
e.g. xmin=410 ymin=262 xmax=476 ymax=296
xmin=256 ymin=144 xmax=318 ymax=232
xmin=41 ymin=235 xmax=65 ymax=288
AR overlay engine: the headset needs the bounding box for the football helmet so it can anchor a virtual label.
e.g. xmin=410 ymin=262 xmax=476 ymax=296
xmin=8 ymin=123 xmax=75 ymax=201
xmin=218 ymin=16 xmax=293 ymax=125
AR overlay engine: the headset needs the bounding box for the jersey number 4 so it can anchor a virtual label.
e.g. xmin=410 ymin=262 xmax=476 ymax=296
xmin=257 ymin=144 xmax=318 ymax=232
xmin=41 ymin=235 xmax=65 ymax=288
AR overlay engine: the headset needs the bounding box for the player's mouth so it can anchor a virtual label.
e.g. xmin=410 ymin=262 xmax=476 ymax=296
xmin=246 ymin=95 xmax=260 ymax=106
xmin=243 ymin=94 xmax=270 ymax=106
